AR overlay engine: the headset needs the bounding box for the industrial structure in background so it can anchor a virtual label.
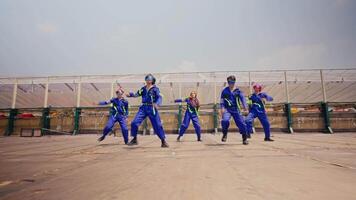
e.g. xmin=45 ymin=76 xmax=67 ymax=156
xmin=0 ymin=69 xmax=355 ymax=136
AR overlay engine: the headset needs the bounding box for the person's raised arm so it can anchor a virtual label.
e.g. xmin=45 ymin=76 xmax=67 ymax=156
xmin=261 ymin=92 xmax=274 ymax=102
xmin=127 ymin=88 xmax=143 ymax=98
xmin=98 ymin=98 xmax=113 ymax=106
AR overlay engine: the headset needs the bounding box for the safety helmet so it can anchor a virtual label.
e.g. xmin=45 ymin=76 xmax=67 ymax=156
xmin=253 ymin=83 xmax=262 ymax=92
xmin=145 ymin=74 xmax=156 ymax=84
xmin=227 ymin=75 xmax=236 ymax=84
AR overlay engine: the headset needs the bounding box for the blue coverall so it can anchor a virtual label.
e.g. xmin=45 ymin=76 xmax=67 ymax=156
xmin=128 ymin=85 xmax=166 ymax=140
xmin=175 ymin=98 xmax=201 ymax=140
xmin=245 ymin=92 xmax=273 ymax=139
xmin=99 ymin=98 xmax=129 ymax=144
xmin=220 ymin=87 xmax=248 ymax=136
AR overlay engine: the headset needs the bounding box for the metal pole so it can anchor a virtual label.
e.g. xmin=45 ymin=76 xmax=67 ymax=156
xmin=320 ymin=69 xmax=327 ymax=102
xmin=178 ymin=83 xmax=182 ymax=99
xmin=11 ymin=79 xmax=18 ymax=109
xmin=110 ymin=82 xmax=115 ymax=98
xmin=43 ymin=77 xmax=49 ymax=108
xmin=284 ymin=71 xmax=290 ymax=103
xmin=248 ymin=71 xmax=252 ymax=96
xmin=284 ymin=71 xmax=293 ymax=133
xmin=76 ymin=78 xmax=81 ymax=107
xmin=214 ymin=81 xmax=217 ymax=104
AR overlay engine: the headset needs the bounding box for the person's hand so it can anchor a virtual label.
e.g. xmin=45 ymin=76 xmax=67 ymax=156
xmin=153 ymin=103 xmax=159 ymax=110
xmin=125 ymin=93 xmax=131 ymax=97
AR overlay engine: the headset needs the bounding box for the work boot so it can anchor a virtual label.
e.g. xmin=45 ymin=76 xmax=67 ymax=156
xmin=161 ymin=140 xmax=169 ymax=148
xmin=242 ymin=134 xmax=249 ymax=145
xmin=177 ymin=136 xmax=181 ymax=142
xmin=97 ymin=135 xmax=105 ymax=142
xmin=264 ymin=138 xmax=274 ymax=142
xmin=221 ymin=133 xmax=227 ymax=142
xmin=128 ymin=137 xmax=138 ymax=146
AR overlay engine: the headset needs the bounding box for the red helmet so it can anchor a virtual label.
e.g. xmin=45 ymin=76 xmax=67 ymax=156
xmin=253 ymin=83 xmax=262 ymax=91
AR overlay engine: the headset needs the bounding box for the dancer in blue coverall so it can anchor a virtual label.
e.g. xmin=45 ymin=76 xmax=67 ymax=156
xmin=97 ymin=88 xmax=129 ymax=144
xmin=175 ymin=91 xmax=202 ymax=142
xmin=126 ymin=74 xmax=169 ymax=148
xmin=245 ymin=84 xmax=274 ymax=141
xmin=220 ymin=75 xmax=249 ymax=145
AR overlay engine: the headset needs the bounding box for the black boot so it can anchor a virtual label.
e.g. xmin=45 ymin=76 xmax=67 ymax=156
xmin=197 ymin=137 xmax=202 ymax=142
xmin=247 ymin=133 xmax=251 ymax=139
xmin=128 ymin=137 xmax=138 ymax=146
xmin=264 ymin=138 xmax=274 ymax=142
xmin=242 ymin=134 xmax=249 ymax=145
xmin=221 ymin=133 xmax=227 ymax=142
xmin=97 ymin=135 xmax=105 ymax=142
xmin=177 ymin=135 xmax=181 ymax=142
xmin=161 ymin=140 xmax=169 ymax=148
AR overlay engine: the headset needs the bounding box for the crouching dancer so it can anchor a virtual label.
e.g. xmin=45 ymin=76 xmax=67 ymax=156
xmin=126 ymin=74 xmax=169 ymax=148
xmin=97 ymin=88 xmax=129 ymax=144
xmin=175 ymin=91 xmax=201 ymax=142
xmin=246 ymin=84 xmax=274 ymax=141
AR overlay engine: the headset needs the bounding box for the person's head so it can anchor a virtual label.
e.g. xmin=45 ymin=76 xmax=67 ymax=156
xmin=227 ymin=75 xmax=236 ymax=88
xmin=190 ymin=91 xmax=197 ymax=99
xmin=253 ymin=83 xmax=262 ymax=93
xmin=116 ymin=88 xmax=124 ymax=98
xmin=145 ymin=74 xmax=156 ymax=85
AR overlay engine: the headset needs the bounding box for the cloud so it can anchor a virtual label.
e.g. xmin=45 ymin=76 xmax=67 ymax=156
xmin=177 ymin=60 xmax=199 ymax=72
xmin=255 ymin=44 xmax=328 ymax=68
xmin=37 ymin=23 xmax=57 ymax=33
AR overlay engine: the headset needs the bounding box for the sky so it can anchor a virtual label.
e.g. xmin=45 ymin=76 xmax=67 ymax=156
xmin=0 ymin=0 xmax=356 ymax=77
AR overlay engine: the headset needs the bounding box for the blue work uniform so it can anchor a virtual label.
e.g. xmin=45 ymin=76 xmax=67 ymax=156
xmin=128 ymin=85 xmax=166 ymax=140
xmin=99 ymin=98 xmax=129 ymax=144
xmin=220 ymin=87 xmax=248 ymax=136
xmin=245 ymin=92 xmax=273 ymax=139
xmin=175 ymin=98 xmax=201 ymax=140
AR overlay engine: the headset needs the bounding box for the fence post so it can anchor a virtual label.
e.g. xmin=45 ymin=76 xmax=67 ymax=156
xmin=319 ymin=70 xmax=333 ymax=133
xmin=178 ymin=104 xmax=182 ymax=134
xmin=213 ymin=103 xmax=218 ymax=134
xmin=284 ymin=71 xmax=293 ymax=133
xmin=73 ymin=107 xmax=81 ymax=135
xmin=41 ymin=107 xmax=50 ymax=135
xmin=6 ymin=109 xmax=18 ymax=136
xmin=321 ymin=102 xmax=333 ymax=133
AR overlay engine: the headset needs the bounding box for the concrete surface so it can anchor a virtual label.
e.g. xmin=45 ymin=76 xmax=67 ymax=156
xmin=0 ymin=132 xmax=356 ymax=200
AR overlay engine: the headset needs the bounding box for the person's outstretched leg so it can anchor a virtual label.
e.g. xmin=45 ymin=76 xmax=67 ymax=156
xmin=232 ymin=112 xmax=248 ymax=145
xmin=221 ymin=111 xmax=231 ymax=142
xmin=98 ymin=116 xmax=116 ymax=142
xmin=245 ymin=112 xmax=256 ymax=139
xmin=177 ymin=111 xmax=191 ymax=141
xmin=258 ymin=113 xmax=273 ymax=141
xmin=191 ymin=114 xmax=201 ymax=141
xmin=148 ymin=108 xmax=169 ymax=148
xmin=118 ymin=116 xmax=129 ymax=144
xmin=128 ymin=107 xmax=146 ymax=145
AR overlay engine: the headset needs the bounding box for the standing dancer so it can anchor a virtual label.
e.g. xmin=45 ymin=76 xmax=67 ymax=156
xmin=97 ymin=88 xmax=129 ymax=144
xmin=245 ymin=84 xmax=274 ymax=141
xmin=126 ymin=74 xmax=169 ymax=148
xmin=220 ymin=75 xmax=249 ymax=145
xmin=175 ymin=91 xmax=201 ymax=142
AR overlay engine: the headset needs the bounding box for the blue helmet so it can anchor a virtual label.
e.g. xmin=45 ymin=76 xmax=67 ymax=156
xmin=145 ymin=74 xmax=156 ymax=84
